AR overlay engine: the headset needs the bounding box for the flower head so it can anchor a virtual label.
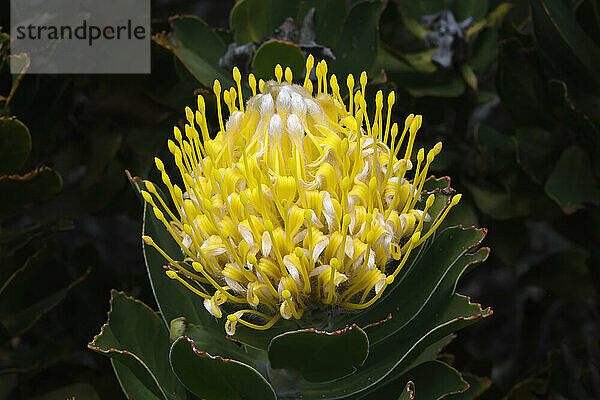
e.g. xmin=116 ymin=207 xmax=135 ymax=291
xmin=141 ymin=56 xmax=460 ymax=335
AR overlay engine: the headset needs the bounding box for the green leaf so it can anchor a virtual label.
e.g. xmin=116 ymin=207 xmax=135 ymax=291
xmin=470 ymin=28 xmax=498 ymax=73
xmin=0 ymin=247 xmax=88 ymax=341
xmin=439 ymin=200 xmax=479 ymax=232
xmin=530 ymin=0 xmax=600 ymax=89
xmin=545 ymin=79 xmax=598 ymax=139
xmin=520 ymin=248 xmax=595 ymax=304
xmin=231 ymin=0 xmax=301 ymax=45
xmin=451 ymin=0 xmax=489 ymax=22
xmin=0 ymin=167 xmax=63 ymax=213
xmin=111 ymin=361 xmax=165 ymax=400
xmin=0 ymin=322 xmax=10 ymax=346
xmin=6 ymin=53 xmax=30 ymax=107
xmin=286 ymin=299 xmax=490 ymax=399
xmin=170 ymin=16 xmax=228 ymax=68
xmin=252 ymin=39 xmax=305 ymax=80
xmin=362 ymin=360 xmax=468 ymax=399
xmin=28 ymin=383 xmax=101 ymax=400
xmin=417 ymin=364 xmax=469 ymax=398
xmin=397 ymin=382 xmax=415 ymax=400
xmin=474 ymin=123 xmax=516 ymax=172
xmin=402 ymin=18 xmax=432 ymax=40
xmin=331 ymin=0 xmax=386 ymax=81
xmin=371 ymin=47 xmax=436 ymax=85
xmin=465 ymin=179 xmax=558 ymax=220
xmin=81 ymin=132 xmax=122 ymax=188
xmin=169 ymin=336 xmax=276 ymax=400
xmin=395 ymin=0 xmax=445 ymax=20
xmin=514 ymin=127 xmax=558 ymax=185
xmin=497 ymin=33 xmax=553 ymax=127
xmin=0 ymin=117 xmax=31 ymax=175
xmin=446 ymin=373 xmax=491 ymax=399
xmin=406 ymin=77 xmax=466 ymax=98
xmin=464 ymin=183 xmax=525 ymax=220
xmin=544 ymin=145 xmax=600 ymax=213
xmin=183 ymin=323 xmax=267 ymax=373
xmin=486 ymin=220 xmax=527 ymax=267
xmin=575 ymin=0 xmax=600 ymax=47
xmin=404 ymin=49 xmax=438 ymax=73
xmin=459 ymin=64 xmax=478 ymax=90
xmin=355 ymin=227 xmax=489 ymax=344
xmin=153 ymin=15 xmax=233 ymax=89
xmin=503 ymin=375 xmax=547 ymax=399
xmin=422 ymin=175 xmax=452 ymax=192
xmin=268 ymin=324 xmax=369 ymax=382
xmin=88 ymin=291 xmax=186 ymax=400
xmin=297 ymin=0 xmax=348 ymax=48
xmin=466 ymin=3 xmax=513 ymax=39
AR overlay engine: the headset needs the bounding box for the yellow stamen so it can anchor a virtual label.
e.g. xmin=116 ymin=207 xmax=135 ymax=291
xmin=275 ymin=64 xmax=283 ymax=84
xmin=165 ymin=270 xmax=210 ymax=299
xmin=144 ymin=59 xmax=461 ymax=335
xmin=213 ymin=80 xmax=225 ymax=133
xmin=233 ymin=66 xmax=244 ymax=112
xmin=249 ymin=73 xmax=257 ymax=96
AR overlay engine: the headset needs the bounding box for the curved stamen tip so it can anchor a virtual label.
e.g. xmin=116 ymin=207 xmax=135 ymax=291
xmin=426 ymin=194 xmax=435 ymax=207
xmin=154 ymin=157 xmax=165 ymax=171
xmin=166 ymin=270 xmax=178 ymax=279
xmin=282 ymin=289 xmax=292 ymax=300
xmin=411 ymin=231 xmax=421 ymax=243
xmin=232 ymin=66 xmax=241 ymax=82
xmin=191 ymin=261 xmax=203 ymax=272
xmin=140 ymin=190 xmax=153 ymax=203
xmin=330 ymin=258 xmax=340 ymax=269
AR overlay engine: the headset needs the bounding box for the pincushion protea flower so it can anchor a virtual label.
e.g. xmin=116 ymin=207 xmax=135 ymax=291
xmin=140 ymin=56 xmax=461 ymax=335
xmin=90 ymin=54 xmax=491 ymax=400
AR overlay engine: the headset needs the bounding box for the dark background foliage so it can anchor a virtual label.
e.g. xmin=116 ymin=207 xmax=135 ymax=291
xmin=0 ymin=0 xmax=598 ymax=398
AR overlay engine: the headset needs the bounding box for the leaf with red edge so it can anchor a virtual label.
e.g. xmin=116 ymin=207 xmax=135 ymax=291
xmin=169 ymin=336 xmax=276 ymax=400
xmin=398 ymin=381 xmax=415 ymax=400
xmin=88 ymin=291 xmax=186 ymax=400
xmin=358 ymin=360 xmax=467 ymax=399
xmin=0 ymin=167 xmax=62 ymax=213
xmin=268 ymin=324 xmax=369 ymax=382
xmin=353 ymin=227 xmax=489 ymax=344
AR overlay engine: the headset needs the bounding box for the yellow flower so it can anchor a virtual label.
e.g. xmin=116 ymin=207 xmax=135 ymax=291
xmin=140 ymin=56 xmax=461 ymax=335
